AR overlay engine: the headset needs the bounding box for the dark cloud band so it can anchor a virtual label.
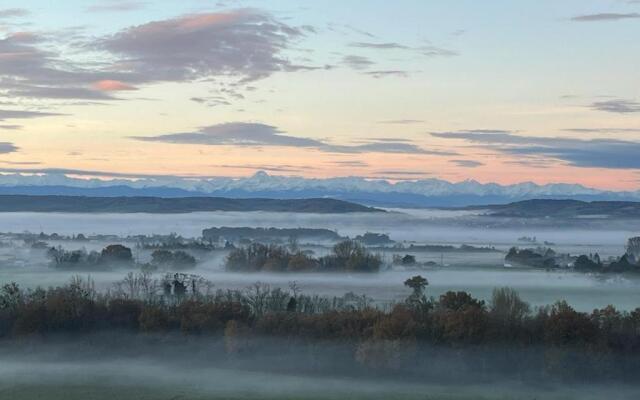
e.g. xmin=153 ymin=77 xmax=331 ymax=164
xmin=132 ymin=122 xmax=452 ymax=155
xmin=432 ymin=130 xmax=640 ymax=169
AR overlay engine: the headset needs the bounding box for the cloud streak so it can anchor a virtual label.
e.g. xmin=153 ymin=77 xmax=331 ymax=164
xmin=0 ymin=109 xmax=62 ymax=120
xmin=563 ymin=128 xmax=640 ymax=133
xmin=374 ymin=170 xmax=429 ymax=176
xmin=0 ymin=160 xmax=40 ymax=165
xmin=213 ymin=164 xmax=312 ymax=173
xmin=132 ymin=122 xmax=452 ymax=155
xmin=329 ymin=160 xmax=369 ymax=167
xmin=364 ymin=70 xmax=409 ymax=78
xmin=572 ymin=13 xmax=640 ymax=22
xmin=378 ymin=119 xmax=424 ymax=124
xmin=432 ymin=130 xmax=640 ymax=169
xmin=0 ymin=142 xmax=18 ymax=154
xmin=0 ymin=167 xmax=224 ymax=179
xmin=342 ymin=55 xmax=375 ymax=70
xmin=0 ymin=8 xmax=29 ymax=18
xmin=590 ymin=99 xmax=640 ymax=113
xmin=344 ymin=40 xmax=455 ymax=78
xmin=450 ymin=159 xmax=484 ymax=168
xmin=349 ymin=41 xmax=456 ymax=57
xmin=349 ymin=42 xmax=409 ymax=50
xmin=86 ymin=1 xmax=146 ymax=12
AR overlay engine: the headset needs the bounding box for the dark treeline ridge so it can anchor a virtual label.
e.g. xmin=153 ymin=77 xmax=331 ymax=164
xmin=2 ymin=274 xmax=640 ymax=383
xmin=131 ymin=232 xmax=218 ymax=251
xmin=0 ymin=195 xmax=379 ymax=213
xmin=225 ymin=240 xmax=382 ymax=272
xmin=9 ymin=231 xmax=220 ymax=252
xmin=202 ymin=227 xmax=344 ymax=243
xmin=479 ymin=199 xmax=640 ymax=218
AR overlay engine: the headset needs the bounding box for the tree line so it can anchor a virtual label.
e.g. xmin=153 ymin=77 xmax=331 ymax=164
xmin=225 ymin=240 xmax=382 ymax=272
xmin=47 ymin=244 xmax=196 ymax=271
xmin=2 ymin=273 xmax=640 ymax=381
xmin=506 ymin=236 xmax=640 ymax=273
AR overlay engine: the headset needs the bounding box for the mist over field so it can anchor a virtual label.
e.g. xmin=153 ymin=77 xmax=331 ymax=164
xmin=2 ymin=209 xmax=640 ymax=400
xmin=3 ymin=0 xmax=640 ymax=397
xmin=1 ymin=210 xmax=639 ymax=311
xmin=1 ymin=333 xmax=640 ymax=400
xmin=0 ymin=209 xmax=634 ymax=248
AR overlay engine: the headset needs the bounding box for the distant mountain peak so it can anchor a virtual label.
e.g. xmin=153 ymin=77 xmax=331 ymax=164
xmin=252 ymin=170 xmax=270 ymax=178
xmin=0 ymin=172 xmax=635 ymax=207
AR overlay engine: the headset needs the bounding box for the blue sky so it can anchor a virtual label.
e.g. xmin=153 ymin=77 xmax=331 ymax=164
xmin=0 ymin=0 xmax=638 ymax=189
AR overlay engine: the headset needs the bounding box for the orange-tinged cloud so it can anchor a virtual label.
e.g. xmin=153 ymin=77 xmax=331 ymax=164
xmin=92 ymin=80 xmax=137 ymax=91
xmin=177 ymin=13 xmax=240 ymax=30
xmin=132 ymin=12 xmax=241 ymax=35
xmin=8 ymin=32 xmax=39 ymax=43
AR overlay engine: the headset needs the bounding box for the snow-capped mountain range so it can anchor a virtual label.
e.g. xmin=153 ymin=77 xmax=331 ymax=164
xmin=0 ymin=171 xmax=637 ymax=207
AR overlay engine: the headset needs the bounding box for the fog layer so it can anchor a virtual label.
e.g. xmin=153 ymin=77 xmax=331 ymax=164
xmin=1 ymin=210 xmax=639 ymax=311
xmin=2 ymin=335 xmax=640 ymax=400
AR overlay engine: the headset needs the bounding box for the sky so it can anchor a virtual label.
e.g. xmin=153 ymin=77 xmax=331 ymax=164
xmin=0 ymin=0 xmax=639 ymax=190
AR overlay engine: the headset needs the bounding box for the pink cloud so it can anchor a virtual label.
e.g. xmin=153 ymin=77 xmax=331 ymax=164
xmin=177 ymin=13 xmax=240 ymax=30
xmin=130 ymin=12 xmax=241 ymax=36
xmin=92 ymin=80 xmax=137 ymax=91
xmin=99 ymin=10 xmax=302 ymax=82
xmin=7 ymin=32 xmax=40 ymax=43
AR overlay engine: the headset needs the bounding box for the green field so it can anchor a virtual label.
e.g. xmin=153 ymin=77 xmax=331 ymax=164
xmin=3 ymin=382 xmax=640 ymax=400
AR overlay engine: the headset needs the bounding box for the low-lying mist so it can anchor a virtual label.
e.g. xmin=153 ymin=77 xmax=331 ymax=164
xmin=2 ymin=334 xmax=640 ymax=400
xmin=2 ymin=209 xmax=640 ymax=399
xmin=0 ymin=210 xmax=634 ymax=251
xmin=3 ymin=264 xmax=640 ymax=312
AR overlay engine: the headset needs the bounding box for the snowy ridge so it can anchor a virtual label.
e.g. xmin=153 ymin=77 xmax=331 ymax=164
xmin=0 ymin=171 xmax=635 ymax=207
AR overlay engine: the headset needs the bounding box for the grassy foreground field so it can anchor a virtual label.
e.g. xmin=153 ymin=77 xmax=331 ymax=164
xmin=0 ymin=385 xmax=473 ymax=400
xmin=3 ymin=382 xmax=640 ymax=400
xmin=2 ymin=349 xmax=640 ymax=400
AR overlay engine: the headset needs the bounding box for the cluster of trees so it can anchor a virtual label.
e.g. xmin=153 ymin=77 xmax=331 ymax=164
xmin=354 ymin=232 xmax=394 ymax=246
xmin=135 ymin=233 xmax=216 ymax=251
xmin=225 ymin=240 xmax=382 ymax=273
xmin=392 ymin=254 xmax=417 ymax=266
xmin=574 ymin=253 xmax=603 ymax=271
xmin=9 ymin=231 xmax=124 ymax=246
xmin=47 ymin=244 xmax=134 ymax=270
xmin=2 ymin=274 xmax=640 ymax=381
xmin=47 ymin=244 xmax=200 ymax=272
xmin=12 ymin=231 xmax=90 ymax=242
xmin=202 ymin=227 xmax=343 ymax=244
xmin=573 ymin=237 xmax=640 ymax=273
xmin=509 ymin=237 xmax=640 ymax=273
xmin=150 ymin=250 xmax=197 ymax=270
xmin=574 ymin=253 xmax=640 ymax=273
xmin=505 ymin=247 xmax=559 ymax=268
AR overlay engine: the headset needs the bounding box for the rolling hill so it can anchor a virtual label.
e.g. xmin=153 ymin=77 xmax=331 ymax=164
xmin=0 ymin=195 xmax=381 ymax=214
